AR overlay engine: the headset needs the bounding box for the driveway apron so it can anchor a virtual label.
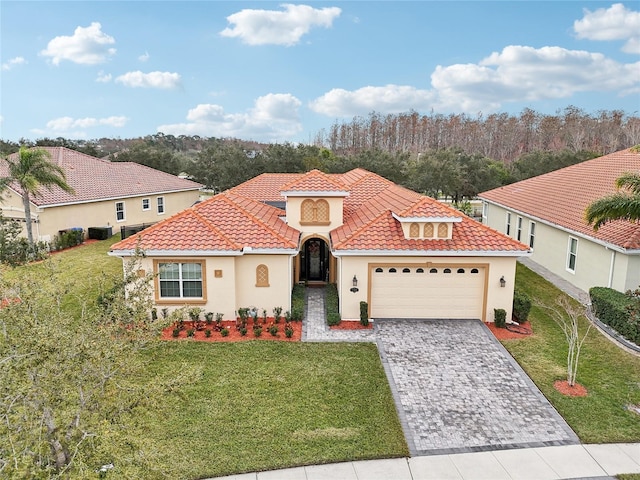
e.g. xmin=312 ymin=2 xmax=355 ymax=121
xmin=374 ymin=319 xmax=579 ymax=456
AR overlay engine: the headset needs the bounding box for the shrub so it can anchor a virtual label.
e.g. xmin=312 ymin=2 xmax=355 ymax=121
xmin=186 ymin=328 xmax=195 ymax=337
xmin=220 ymin=328 xmax=230 ymax=337
xmin=172 ymin=328 xmax=181 ymax=338
xmin=188 ymin=307 xmax=202 ymax=321
xmin=284 ymin=323 xmax=294 ymax=338
xmin=325 ymin=283 xmax=341 ymax=326
xmin=494 ymin=308 xmax=507 ymax=328
xmin=151 ymin=308 xmax=158 ymax=321
xmin=205 ymin=312 xmax=214 ymax=324
xmin=360 ymin=301 xmax=369 ymax=326
xmin=512 ymin=290 xmax=532 ymax=323
xmin=269 ymin=324 xmax=279 ymax=336
xmin=253 ymin=327 xmax=262 ymax=337
xmin=204 ymin=329 xmax=212 ymax=338
xmin=239 ymin=327 xmax=247 ymax=336
xmin=273 ymin=306 xmax=283 ymax=323
xmin=590 ymin=287 xmax=640 ymax=344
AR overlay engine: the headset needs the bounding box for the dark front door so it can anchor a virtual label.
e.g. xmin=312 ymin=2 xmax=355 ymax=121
xmin=301 ymin=238 xmax=328 ymax=282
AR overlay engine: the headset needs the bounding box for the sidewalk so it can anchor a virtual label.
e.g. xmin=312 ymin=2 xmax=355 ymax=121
xmin=211 ymin=443 xmax=640 ymax=479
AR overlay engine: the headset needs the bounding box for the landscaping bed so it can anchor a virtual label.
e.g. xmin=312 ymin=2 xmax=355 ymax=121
xmin=162 ymin=319 xmax=302 ymax=342
xmin=330 ymin=320 xmax=373 ymax=330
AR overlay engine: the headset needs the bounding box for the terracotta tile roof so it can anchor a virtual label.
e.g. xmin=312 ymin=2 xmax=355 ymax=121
xmin=479 ymin=147 xmax=640 ymax=250
xmin=279 ymin=169 xmax=348 ymax=193
xmin=2 ymin=147 xmax=202 ymax=206
xmin=332 ymin=210 xmax=529 ymax=252
xmin=112 ymin=167 xmax=527 ymax=255
xmin=111 ymin=191 xmax=299 ymax=252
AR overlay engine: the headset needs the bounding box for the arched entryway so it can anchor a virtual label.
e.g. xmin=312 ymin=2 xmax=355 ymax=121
xmin=299 ymin=237 xmax=330 ymax=282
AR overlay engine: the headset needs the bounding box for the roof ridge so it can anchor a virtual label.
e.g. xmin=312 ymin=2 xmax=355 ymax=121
xmin=190 ymin=204 xmax=242 ymax=250
xmin=222 ymin=192 xmax=298 ymax=248
xmin=333 ymin=209 xmax=392 ymax=249
xmin=280 ymin=168 xmax=348 ymax=191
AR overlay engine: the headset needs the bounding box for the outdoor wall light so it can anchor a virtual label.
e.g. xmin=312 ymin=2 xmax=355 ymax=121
xmin=499 ymin=276 xmax=506 ymax=288
xmin=350 ymin=275 xmax=359 ymax=293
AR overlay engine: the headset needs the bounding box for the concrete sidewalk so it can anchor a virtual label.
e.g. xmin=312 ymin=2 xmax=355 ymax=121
xmin=211 ymin=443 xmax=639 ymax=479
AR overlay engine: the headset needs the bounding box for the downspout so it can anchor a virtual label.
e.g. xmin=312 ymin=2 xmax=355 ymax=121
xmin=607 ymin=249 xmax=616 ymax=289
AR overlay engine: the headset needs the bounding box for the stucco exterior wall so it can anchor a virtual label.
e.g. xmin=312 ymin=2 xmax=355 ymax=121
xmin=1 ymin=189 xmax=200 ymax=242
xmin=335 ymin=254 xmax=517 ymax=322
xmin=235 ymin=254 xmax=293 ymax=315
xmin=483 ymin=202 xmax=639 ymax=294
xmin=285 ymin=196 xmax=344 ymax=232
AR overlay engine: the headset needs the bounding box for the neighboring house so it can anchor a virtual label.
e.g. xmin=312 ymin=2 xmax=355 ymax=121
xmin=109 ymin=168 xmax=529 ymax=322
xmin=479 ymin=147 xmax=640 ymax=298
xmin=1 ymin=147 xmax=202 ymax=242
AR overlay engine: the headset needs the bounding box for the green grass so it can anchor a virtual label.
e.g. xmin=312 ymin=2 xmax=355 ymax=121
xmin=507 ymin=263 xmax=640 ymax=443
xmin=135 ymin=341 xmax=408 ymax=479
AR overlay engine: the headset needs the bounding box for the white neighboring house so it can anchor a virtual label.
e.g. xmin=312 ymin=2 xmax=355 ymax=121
xmin=1 ymin=147 xmax=203 ymax=242
xmin=479 ymin=147 xmax=640 ymax=297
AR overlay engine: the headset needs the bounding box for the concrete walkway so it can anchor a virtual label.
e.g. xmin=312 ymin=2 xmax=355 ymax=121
xmin=211 ymin=443 xmax=640 ymax=479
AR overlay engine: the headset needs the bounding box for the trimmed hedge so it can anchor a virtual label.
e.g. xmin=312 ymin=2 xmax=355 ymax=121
xmin=325 ymin=283 xmax=341 ymax=326
xmin=590 ymin=286 xmax=640 ymax=345
xmin=494 ymin=308 xmax=507 ymax=328
xmin=512 ymin=289 xmax=532 ymax=323
xmin=360 ymin=301 xmax=369 ymax=326
xmin=291 ymin=284 xmax=305 ymax=321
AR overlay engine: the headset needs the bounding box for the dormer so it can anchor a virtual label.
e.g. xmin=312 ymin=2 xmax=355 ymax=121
xmin=280 ymin=170 xmax=349 ymax=233
xmin=393 ymin=197 xmax=462 ymax=240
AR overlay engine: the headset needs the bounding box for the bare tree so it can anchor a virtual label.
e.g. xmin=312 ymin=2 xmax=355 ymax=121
xmin=538 ymin=297 xmax=592 ymax=387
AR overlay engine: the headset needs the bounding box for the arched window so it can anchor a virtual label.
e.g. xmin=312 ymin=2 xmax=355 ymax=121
xmin=256 ymin=264 xmax=269 ymax=287
xmin=457 ymin=268 xmax=465 ymax=273
xmin=437 ymin=223 xmax=448 ymax=238
xmin=416 ymin=268 xmax=424 ymax=273
xmin=471 ymin=268 xmax=479 ymax=274
xmin=429 ymin=268 xmax=438 ymax=273
xmin=316 ymin=199 xmax=330 ymax=222
xmin=443 ymin=268 xmax=451 ymax=273
xmin=375 ymin=267 xmax=383 ymax=273
xmin=423 ymin=223 xmax=434 ymax=238
xmin=409 ymin=223 xmax=419 ymax=238
xmin=389 ymin=268 xmax=397 ymax=273
xmin=402 ymin=268 xmax=411 ymax=273
xmin=301 ymin=199 xmax=315 ymax=223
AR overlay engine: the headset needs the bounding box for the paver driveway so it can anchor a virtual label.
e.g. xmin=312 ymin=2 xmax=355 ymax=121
xmin=375 ymin=319 xmax=579 ymax=456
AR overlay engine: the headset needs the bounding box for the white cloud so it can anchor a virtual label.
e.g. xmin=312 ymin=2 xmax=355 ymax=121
xmin=574 ymin=3 xmax=640 ymax=54
xmin=40 ymin=22 xmax=116 ymax=65
xmin=115 ymin=71 xmax=181 ymax=89
xmin=310 ymin=45 xmax=640 ymax=117
xmin=31 ymin=115 xmax=128 ymax=138
xmin=309 ymin=85 xmax=435 ymax=116
xmin=96 ymin=71 xmax=112 ymax=83
xmin=2 ymin=56 xmax=26 ymax=71
xmin=138 ymin=51 xmax=150 ymax=62
xmin=158 ymin=93 xmax=302 ymax=142
xmin=220 ymin=4 xmax=341 ymax=46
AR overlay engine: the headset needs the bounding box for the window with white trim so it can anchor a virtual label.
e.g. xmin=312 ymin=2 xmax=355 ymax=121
xmin=116 ymin=201 xmax=125 ymax=222
xmin=516 ymin=216 xmax=523 ymax=241
xmin=567 ymin=237 xmax=578 ymax=273
xmin=158 ymin=262 xmax=204 ymax=298
xmin=157 ymin=196 xmax=165 ymax=214
xmin=505 ymin=212 xmax=512 ymax=236
xmin=528 ymin=221 xmax=536 ymax=248
xmin=142 ymin=198 xmax=150 ymax=211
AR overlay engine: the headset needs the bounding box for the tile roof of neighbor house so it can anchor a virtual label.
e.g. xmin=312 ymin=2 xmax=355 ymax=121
xmin=479 ymin=147 xmax=640 ymax=251
xmin=2 ymin=147 xmax=202 ymax=206
xmin=112 ymin=168 xmax=528 ymax=255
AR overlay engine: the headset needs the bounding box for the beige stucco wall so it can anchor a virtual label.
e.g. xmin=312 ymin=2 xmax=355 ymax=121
xmin=285 ymin=196 xmax=344 ymax=232
xmin=1 ymin=189 xmax=200 ymax=242
xmin=129 ymin=253 xmax=293 ymax=321
xmin=335 ymin=254 xmax=517 ymax=322
xmin=483 ymin=202 xmax=640 ymax=294
xmin=235 ymin=254 xmax=293 ymax=316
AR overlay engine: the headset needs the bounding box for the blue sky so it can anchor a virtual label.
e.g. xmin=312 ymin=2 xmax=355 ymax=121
xmin=1 ymin=1 xmax=639 ymax=143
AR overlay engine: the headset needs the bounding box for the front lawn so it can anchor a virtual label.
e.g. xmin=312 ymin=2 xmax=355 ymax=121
xmin=507 ymin=263 xmax=640 ymax=443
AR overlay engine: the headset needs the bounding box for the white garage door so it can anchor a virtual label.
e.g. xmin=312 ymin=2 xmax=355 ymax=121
xmin=370 ymin=265 xmax=485 ymax=319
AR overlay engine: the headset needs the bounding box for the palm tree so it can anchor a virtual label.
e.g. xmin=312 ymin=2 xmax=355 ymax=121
xmin=585 ymin=172 xmax=640 ymax=230
xmin=3 ymin=147 xmax=74 ymax=246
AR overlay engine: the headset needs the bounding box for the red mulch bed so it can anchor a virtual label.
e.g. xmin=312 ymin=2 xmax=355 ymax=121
xmin=486 ymin=321 xmax=533 ymax=340
xmin=554 ymin=380 xmax=588 ymax=397
xmin=161 ymin=319 xmax=302 ymax=342
xmin=330 ymin=321 xmax=373 ymax=330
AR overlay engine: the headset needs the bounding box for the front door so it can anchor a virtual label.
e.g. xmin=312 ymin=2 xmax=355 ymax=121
xmin=301 ymin=238 xmax=328 ymax=282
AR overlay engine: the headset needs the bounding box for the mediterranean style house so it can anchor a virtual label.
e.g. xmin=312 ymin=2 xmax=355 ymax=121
xmin=479 ymin=147 xmax=640 ymax=297
xmin=1 ymin=147 xmax=202 ymax=242
xmin=110 ymin=168 xmax=530 ymax=322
